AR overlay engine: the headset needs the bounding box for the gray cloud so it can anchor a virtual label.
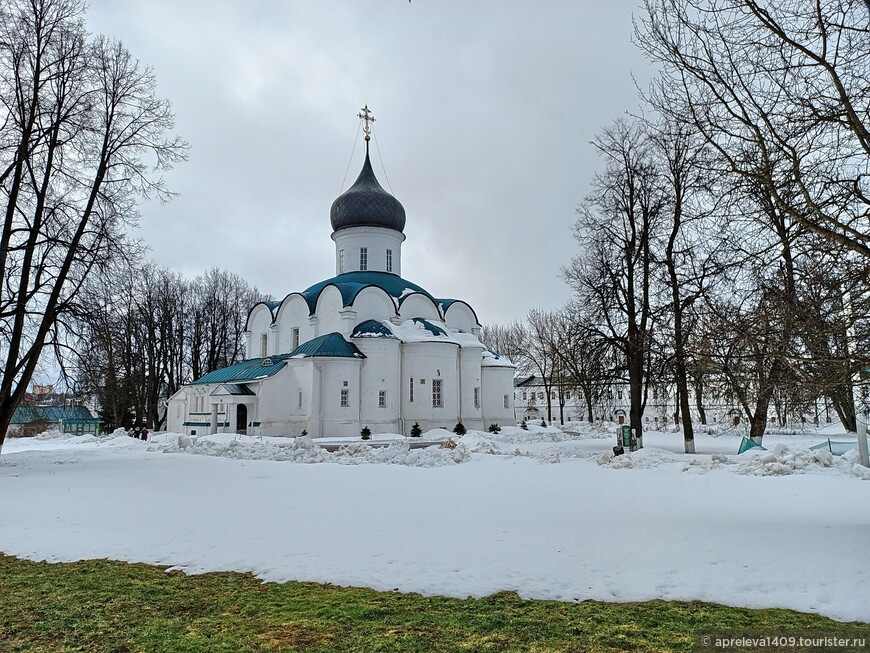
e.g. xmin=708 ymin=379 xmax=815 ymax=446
xmin=85 ymin=1 xmax=651 ymax=324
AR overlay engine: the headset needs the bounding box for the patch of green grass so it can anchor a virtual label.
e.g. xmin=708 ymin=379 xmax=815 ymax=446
xmin=0 ymin=554 xmax=864 ymax=652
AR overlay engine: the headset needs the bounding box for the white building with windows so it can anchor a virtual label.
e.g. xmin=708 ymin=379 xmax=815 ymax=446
xmin=167 ymin=125 xmax=515 ymax=438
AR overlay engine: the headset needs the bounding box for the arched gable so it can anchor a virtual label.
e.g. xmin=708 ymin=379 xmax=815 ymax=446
xmin=245 ymin=302 xmax=276 ymax=358
xmin=275 ymin=293 xmax=311 ymax=353
xmin=398 ymin=292 xmax=441 ymax=321
xmin=350 ymin=286 xmax=398 ymax=322
xmin=314 ymin=285 xmax=346 ymax=335
xmin=245 ymin=301 xmax=277 ymax=332
xmin=443 ymin=300 xmax=480 ymax=333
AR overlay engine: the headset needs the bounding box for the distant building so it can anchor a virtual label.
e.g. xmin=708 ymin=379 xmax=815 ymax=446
xmin=9 ymin=405 xmax=102 ymax=436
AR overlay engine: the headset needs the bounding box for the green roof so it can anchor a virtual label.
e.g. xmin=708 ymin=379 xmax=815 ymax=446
xmin=412 ymin=318 xmax=448 ymax=337
xmin=288 ymin=332 xmax=365 ymax=359
xmin=10 ymin=405 xmax=97 ymax=425
xmin=214 ymin=384 xmax=255 ymax=395
xmin=300 ymin=271 xmax=436 ymax=315
xmin=191 ymin=334 xmax=364 ymax=386
xmin=351 ymin=320 xmax=397 ymax=338
xmin=191 ymin=354 xmax=292 ymax=385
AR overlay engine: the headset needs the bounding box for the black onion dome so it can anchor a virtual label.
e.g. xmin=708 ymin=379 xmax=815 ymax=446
xmin=330 ymin=151 xmax=406 ymax=233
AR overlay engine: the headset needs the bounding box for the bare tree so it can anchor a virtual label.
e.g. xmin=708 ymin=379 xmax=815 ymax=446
xmin=0 ymin=0 xmax=186 ymax=453
xmin=637 ymin=0 xmax=870 ymax=259
xmin=187 ymin=268 xmax=268 ymax=380
xmin=552 ymin=303 xmax=614 ymax=423
xmin=564 ymin=119 xmax=663 ymax=447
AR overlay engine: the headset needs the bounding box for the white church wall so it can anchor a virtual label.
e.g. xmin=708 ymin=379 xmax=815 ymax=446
xmin=458 ymin=347 xmax=484 ymax=431
xmin=255 ymin=363 xmax=312 ymax=436
xmin=398 ymin=294 xmax=441 ymax=322
xmin=332 ymin=226 xmax=405 ymax=275
xmin=314 ymin=286 xmax=346 ymax=336
xmin=166 ymin=388 xmax=187 ymax=433
xmin=444 ymin=302 xmax=479 ymax=333
xmin=246 ymin=304 xmax=274 ymax=358
xmin=350 ymin=287 xmax=397 ymax=323
xmin=356 ymin=338 xmax=401 ymax=433
xmin=318 ymin=358 xmax=364 ymax=437
xmin=400 ymin=341 xmax=461 ymax=432
xmin=275 ymin=294 xmax=312 ymax=352
xmin=482 ymin=365 xmax=517 ymax=427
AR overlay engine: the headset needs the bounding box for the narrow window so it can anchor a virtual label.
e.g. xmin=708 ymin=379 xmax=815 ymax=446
xmin=338 ymin=249 xmax=345 ymax=273
xmin=260 ymin=333 xmax=268 ymax=357
xmin=432 ymin=379 xmax=443 ymax=408
xmin=378 ymin=390 xmax=386 ymax=408
xmin=617 ymin=389 xmax=624 ymax=400
xmin=409 ymin=377 xmax=414 ymax=402
xmin=359 ymin=247 xmax=368 ymax=271
xmin=474 ymin=387 xmax=480 ymax=409
xmin=504 ymin=394 xmax=510 ymax=409
xmin=340 ymin=389 xmax=349 ymax=407
xmin=291 ymin=327 xmax=300 ymax=349
xmin=386 ymin=249 xmax=393 ymax=272
xmin=522 ymin=391 xmax=527 ymax=401
xmin=298 ymin=391 xmax=303 ymax=409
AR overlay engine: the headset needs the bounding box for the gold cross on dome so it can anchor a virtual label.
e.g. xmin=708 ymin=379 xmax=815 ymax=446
xmin=358 ymin=104 xmax=375 ymax=141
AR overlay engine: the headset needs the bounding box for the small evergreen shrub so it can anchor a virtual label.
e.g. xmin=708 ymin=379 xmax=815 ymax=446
xmin=541 ymin=419 xmax=547 ymax=427
xmin=360 ymin=426 xmax=371 ymax=440
xmin=487 ymin=423 xmax=501 ymax=434
xmin=452 ymin=421 xmax=467 ymax=436
xmin=410 ymin=422 xmax=422 ymax=438
xmin=520 ymin=419 xmax=528 ymax=430
xmin=301 ymin=429 xmax=308 ymax=437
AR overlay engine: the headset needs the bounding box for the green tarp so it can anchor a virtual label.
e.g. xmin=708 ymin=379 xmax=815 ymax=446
xmin=738 ymin=436 xmax=767 ymax=454
xmin=809 ymin=439 xmax=858 ymax=456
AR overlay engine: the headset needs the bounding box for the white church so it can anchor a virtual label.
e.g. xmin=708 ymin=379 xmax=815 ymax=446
xmin=166 ymin=109 xmax=515 ymax=438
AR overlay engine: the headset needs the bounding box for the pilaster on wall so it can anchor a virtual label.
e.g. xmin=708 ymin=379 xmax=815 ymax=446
xmin=308 ymin=315 xmax=319 ymax=339
xmin=339 ymin=308 xmax=358 ymax=336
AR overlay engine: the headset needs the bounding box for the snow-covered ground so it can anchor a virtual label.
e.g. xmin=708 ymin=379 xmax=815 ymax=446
xmin=1 ymin=424 xmax=868 ymax=623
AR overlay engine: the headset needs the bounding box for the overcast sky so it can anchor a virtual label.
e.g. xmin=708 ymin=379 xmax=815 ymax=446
xmin=84 ymin=1 xmax=652 ymax=326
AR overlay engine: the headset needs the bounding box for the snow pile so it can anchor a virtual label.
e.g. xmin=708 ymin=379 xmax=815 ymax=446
xmin=33 ymin=429 xmax=69 ymax=440
xmin=157 ymin=434 xmax=470 ymax=467
xmin=738 ymin=445 xmax=870 ymax=480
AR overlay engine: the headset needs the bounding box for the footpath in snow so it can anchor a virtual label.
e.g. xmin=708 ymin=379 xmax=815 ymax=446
xmin=1 ymin=423 xmax=868 ymax=623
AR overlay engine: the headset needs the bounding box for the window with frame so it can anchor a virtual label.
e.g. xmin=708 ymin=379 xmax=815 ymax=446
xmin=338 ymin=249 xmax=345 ymax=273
xmin=340 ymin=389 xmax=349 ymax=407
xmin=386 ymin=249 xmax=393 ymax=272
xmin=291 ymin=327 xmax=300 ymax=349
xmin=409 ymin=377 xmax=414 ymax=402
xmin=260 ymin=333 xmax=268 ymax=357
xmin=298 ymin=391 xmax=303 ymax=409
xmin=474 ymin=387 xmax=480 ymax=409
xmin=378 ymin=390 xmax=386 ymax=408
xmin=432 ymin=379 xmax=443 ymax=408
xmin=504 ymin=394 xmax=510 ymax=409
xmin=359 ymin=247 xmax=368 ymax=271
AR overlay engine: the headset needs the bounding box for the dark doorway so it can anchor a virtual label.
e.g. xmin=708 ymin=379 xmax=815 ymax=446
xmin=236 ymin=404 xmax=247 ymax=434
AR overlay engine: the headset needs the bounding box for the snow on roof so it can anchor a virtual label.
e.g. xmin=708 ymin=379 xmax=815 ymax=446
xmin=354 ymin=318 xmax=514 ymax=368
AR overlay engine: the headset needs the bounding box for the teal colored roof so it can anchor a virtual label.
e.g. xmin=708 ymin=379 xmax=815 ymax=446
xmin=351 ymin=320 xmax=397 ymax=338
xmin=412 ymin=318 xmax=448 ymax=337
xmin=191 ymin=355 xmax=292 ymax=385
xmin=300 ymin=271 xmax=436 ymax=315
xmin=182 ymin=421 xmax=211 ymax=427
xmin=435 ymin=298 xmax=480 ymax=325
xmin=215 ymin=384 xmax=255 ymax=395
xmin=10 ymin=405 xmax=97 ymax=425
xmin=288 ymin=332 xmax=365 ymax=358
xmin=191 ymin=335 xmax=364 ymax=386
